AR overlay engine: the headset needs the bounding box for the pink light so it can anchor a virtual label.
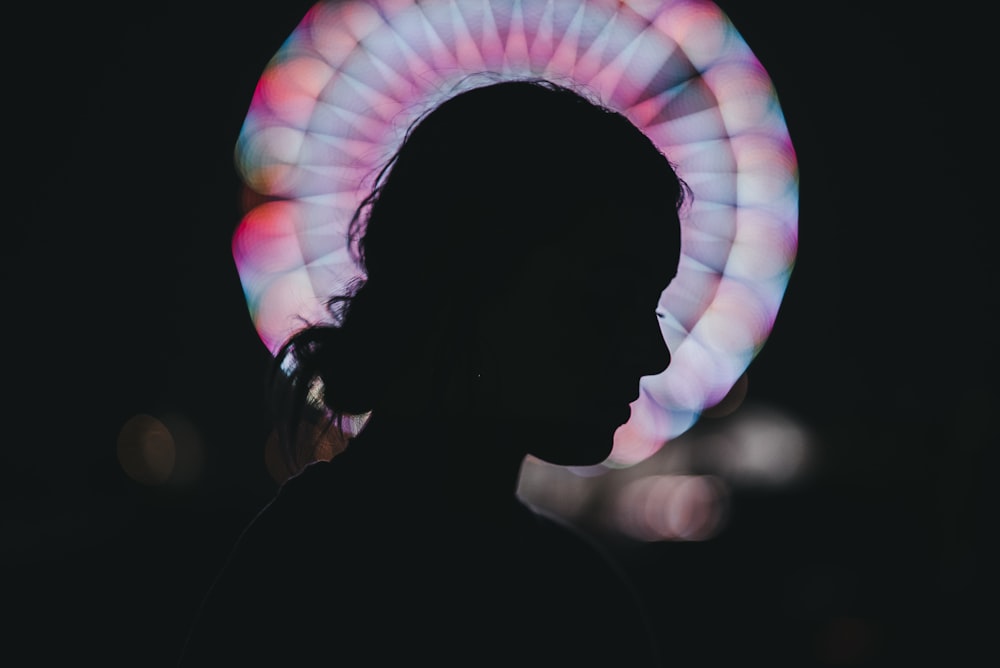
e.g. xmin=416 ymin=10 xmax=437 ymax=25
xmin=233 ymin=0 xmax=799 ymax=467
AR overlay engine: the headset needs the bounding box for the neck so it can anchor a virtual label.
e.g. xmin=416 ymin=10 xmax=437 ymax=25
xmin=346 ymin=412 xmax=528 ymax=521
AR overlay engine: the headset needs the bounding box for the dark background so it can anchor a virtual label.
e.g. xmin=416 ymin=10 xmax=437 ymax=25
xmin=4 ymin=1 xmax=994 ymax=665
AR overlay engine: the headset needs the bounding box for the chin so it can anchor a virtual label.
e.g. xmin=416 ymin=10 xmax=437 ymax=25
xmin=524 ymin=421 xmax=616 ymax=467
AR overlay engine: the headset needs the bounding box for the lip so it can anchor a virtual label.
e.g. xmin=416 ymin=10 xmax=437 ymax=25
xmin=619 ymin=393 xmax=641 ymax=423
xmin=615 ymin=402 xmax=633 ymax=425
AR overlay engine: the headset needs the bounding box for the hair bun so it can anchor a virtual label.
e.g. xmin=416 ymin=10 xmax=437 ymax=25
xmin=315 ymin=280 xmax=407 ymax=415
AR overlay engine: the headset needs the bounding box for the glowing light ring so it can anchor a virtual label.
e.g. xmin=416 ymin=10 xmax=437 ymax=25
xmin=233 ymin=0 xmax=799 ymax=468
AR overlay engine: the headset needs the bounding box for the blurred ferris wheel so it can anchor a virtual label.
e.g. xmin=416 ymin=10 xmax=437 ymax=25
xmin=232 ymin=0 xmax=799 ymax=469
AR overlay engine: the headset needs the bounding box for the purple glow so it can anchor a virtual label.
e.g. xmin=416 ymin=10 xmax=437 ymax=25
xmin=233 ymin=0 xmax=799 ymax=467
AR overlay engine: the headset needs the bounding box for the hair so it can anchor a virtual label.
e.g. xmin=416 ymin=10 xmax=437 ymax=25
xmin=269 ymin=76 xmax=688 ymax=473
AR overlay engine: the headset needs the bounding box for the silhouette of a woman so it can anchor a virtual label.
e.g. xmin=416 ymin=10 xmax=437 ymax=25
xmin=180 ymin=77 xmax=687 ymax=666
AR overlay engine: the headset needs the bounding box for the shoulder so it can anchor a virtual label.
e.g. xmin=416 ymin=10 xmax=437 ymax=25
xmin=178 ymin=458 xmax=354 ymax=665
xmin=225 ymin=459 xmax=341 ymax=547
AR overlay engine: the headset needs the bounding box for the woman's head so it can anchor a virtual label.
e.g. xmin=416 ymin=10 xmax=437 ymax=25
xmin=274 ymin=77 xmax=687 ymax=468
xmin=355 ymin=78 xmax=682 ymax=299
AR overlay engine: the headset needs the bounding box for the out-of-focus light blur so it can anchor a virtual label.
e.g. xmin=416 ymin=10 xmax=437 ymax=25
xmin=518 ymin=396 xmax=815 ymax=542
xmin=232 ymin=0 xmax=799 ymax=468
xmin=700 ymin=370 xmax=748 ymax=418
xmin=695 ymin=404 xmax=813 ymax=487
xmin=116 ymin=413 xmax=205 ymax=487
xmin=613 ymin=473 xmax=729 ymax=542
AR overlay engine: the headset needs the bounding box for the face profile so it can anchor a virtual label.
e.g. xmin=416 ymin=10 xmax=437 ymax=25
xmin=474 ymin=201 xmax=676 ymax=465
xmin=278 ymin=76 xmax=686 ymax=466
